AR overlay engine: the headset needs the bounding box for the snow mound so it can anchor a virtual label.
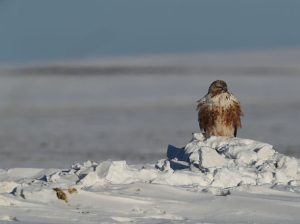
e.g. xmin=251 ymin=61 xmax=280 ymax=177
xmin=1 ymin=135 xmax=300 ymax=223
xmin=38 ymin=134 xmax=299 ymax=190
xmin=3 ymin=134 xmax=300 ymax=202
xmin=57 ymin=133 xmax=298 ymax=190
xmin=157 ymin=133 xmax=300 ymax=188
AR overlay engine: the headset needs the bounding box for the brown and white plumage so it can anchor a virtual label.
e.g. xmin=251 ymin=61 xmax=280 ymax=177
xmin=197 ymin=80 xmax=243 ymax=138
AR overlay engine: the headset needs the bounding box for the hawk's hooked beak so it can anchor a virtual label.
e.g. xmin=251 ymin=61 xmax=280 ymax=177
xmin=217 ymin=86 xmax=227 ymax=92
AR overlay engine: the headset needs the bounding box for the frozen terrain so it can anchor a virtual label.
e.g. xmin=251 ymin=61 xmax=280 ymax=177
xmin=0 ymin=49 xmax=300 ymax=223
xmin=0 ymin=49 xmax=300 ymax=168
xmin=0 ymin=135 xmax=300 ymax=223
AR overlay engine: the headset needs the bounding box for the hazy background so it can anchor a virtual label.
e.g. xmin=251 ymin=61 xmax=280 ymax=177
xmin=1 ymin=0 xmax=300 ymax=63
xmin=0 ymin=1 xmax=300 ymax=168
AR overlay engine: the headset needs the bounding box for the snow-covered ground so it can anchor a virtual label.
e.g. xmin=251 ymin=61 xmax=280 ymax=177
xmin=0 ymin=49 xmax=300 ymax=168
xmin=0 ymin=135 xmax=300 ymax=223
xmin=0 ymin=49 xmax=300 ymax=223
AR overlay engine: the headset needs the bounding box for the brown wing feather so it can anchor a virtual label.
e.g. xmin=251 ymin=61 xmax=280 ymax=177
xmin=198 ymin=104 xmax=208 ymax=131
xmin=226 ymin=101 xmax=243 ymax=129
xmin=197 ymin=103 xmax=219 ymax=132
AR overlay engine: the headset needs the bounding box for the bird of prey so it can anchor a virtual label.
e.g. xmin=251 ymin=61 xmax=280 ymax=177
xmin=197 ymin=80 xmax=243 ymax=138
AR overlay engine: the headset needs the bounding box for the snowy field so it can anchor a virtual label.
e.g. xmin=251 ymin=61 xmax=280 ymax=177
xmin=0 ymin=49 xmax=300 ymax=223
xmin=0 ymin=134 xmax=300 ymax=223
xmin=0 ymin=49 xmax=300 ymax=168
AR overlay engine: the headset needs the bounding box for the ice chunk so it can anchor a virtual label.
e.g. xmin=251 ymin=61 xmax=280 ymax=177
xmin=96 ymin=161 xmax=158 ymax=184
xmin=257 ymin=171 xmax=274 ymax=185
xmin=276 ymin=155 xmax=298 ymax=178
xmin=256 ymin=145 xmax=275 ymax=162
xmin=275 ymin=170 xmax=292 ymax=184
xmin=212 ymin=168 xmax=242 ymax=188
xmin=235 ymin=150 xmax=257 ymax=166
xmin=199 ymin=146 xmax=228 ymax=168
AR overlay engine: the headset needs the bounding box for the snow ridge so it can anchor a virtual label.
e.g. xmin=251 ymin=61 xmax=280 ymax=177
xmin=1 ymin=134 xmax=300 ymax=223
xmin=2 ymin=134 xmax=299 ymax=199
xmin=157 ymin=133 xmax=299 ymax=189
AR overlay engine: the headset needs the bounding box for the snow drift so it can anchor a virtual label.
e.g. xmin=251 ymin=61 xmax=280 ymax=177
xmin=3 ymin=133 xmax=299 ymax=196
xmin=157 ymin=133 xmax=300 ymax=189
xmin=1 ymin=134 xmax=300 ymax=223
xmin=73 ymin=133 xmax=300 ymax=190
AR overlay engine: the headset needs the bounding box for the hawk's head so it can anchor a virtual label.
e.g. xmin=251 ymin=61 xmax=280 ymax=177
xmin=208 ymin=80 xmax=228 ymax=96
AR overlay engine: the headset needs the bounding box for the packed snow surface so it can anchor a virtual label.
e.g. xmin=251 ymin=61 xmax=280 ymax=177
xmin=0 ymin=134 xmax=300 ymax=223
